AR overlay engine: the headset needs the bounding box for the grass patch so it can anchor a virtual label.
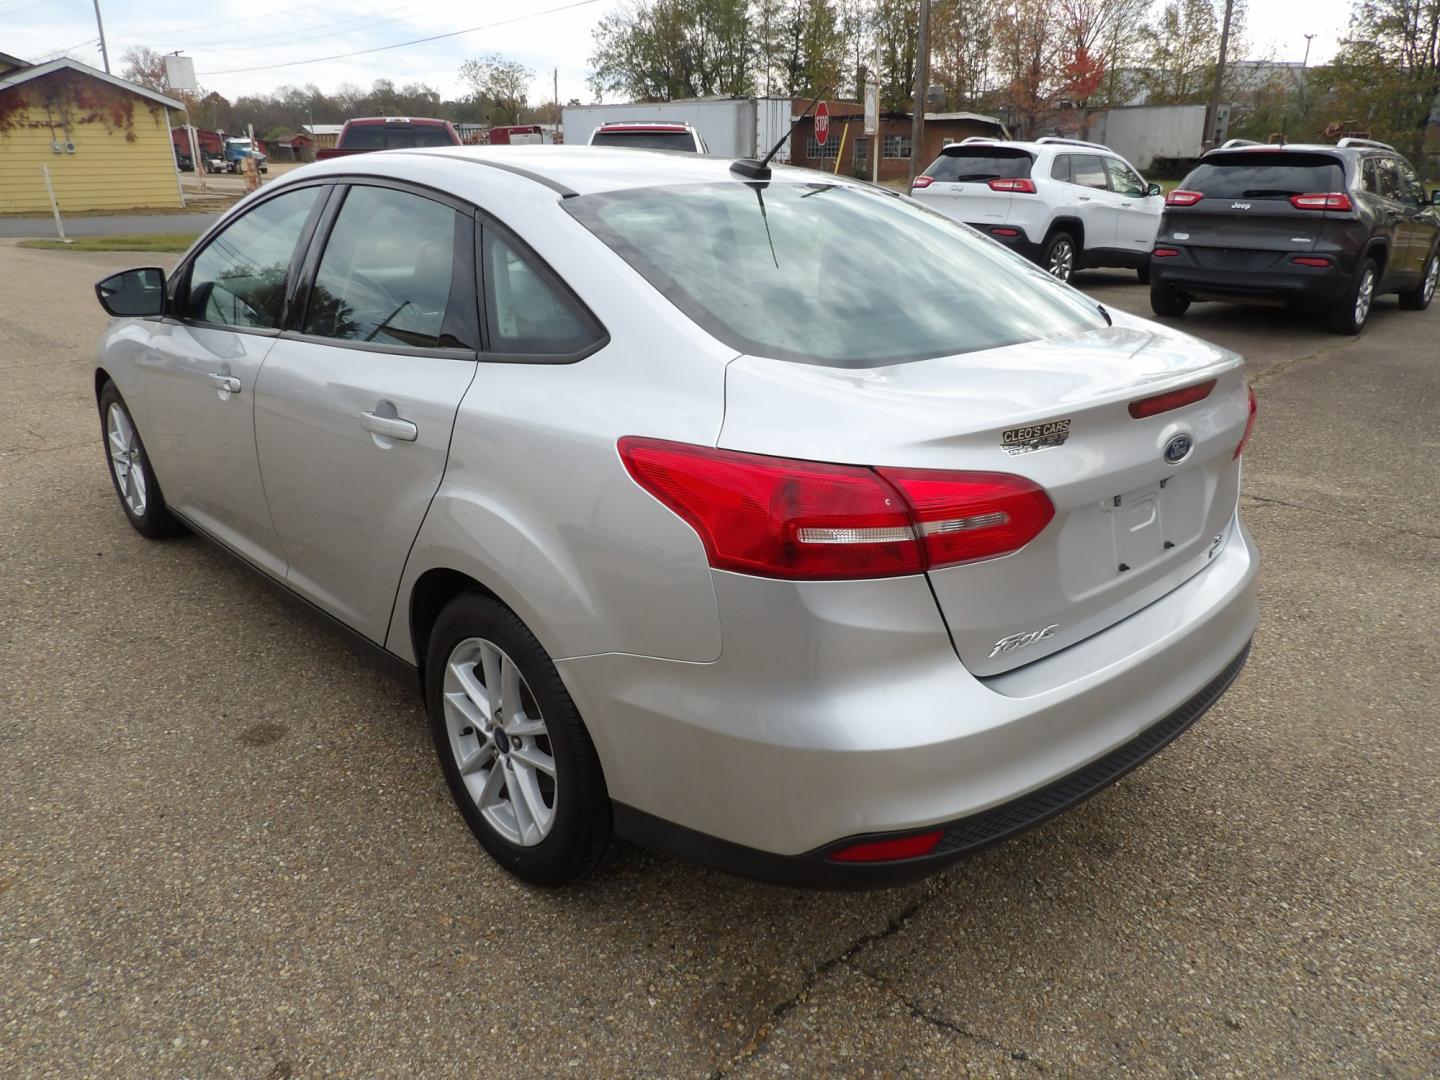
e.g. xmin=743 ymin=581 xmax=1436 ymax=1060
xmin=17 ymin=233 xmax=197 ymax=253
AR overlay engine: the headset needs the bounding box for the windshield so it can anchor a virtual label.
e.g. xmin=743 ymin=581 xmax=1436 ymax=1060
xmin=565 ymin=181 xmax=1106 ymax=367
xmin=591 ymin=130 xmax=698 ymax=152
xmin=925 ymin=148 xmax=1033 ymax=182
xmin=1183 ymin=152 xmax=1346 ymax=197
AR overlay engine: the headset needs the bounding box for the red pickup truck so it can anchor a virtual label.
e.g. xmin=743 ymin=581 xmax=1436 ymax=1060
xmin=316 ymin=117 xmax=462 ymax=159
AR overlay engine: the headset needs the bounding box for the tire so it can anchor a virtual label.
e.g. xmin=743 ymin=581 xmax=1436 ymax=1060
xmin=1149 ymin=279 xmax=1190 ymax=317
xmin=426 ymin=591 xmax=616 ymax=886
xmin=1137 ymin=261 xmax=1151 ymax=285
xmin=98 ymin=381 xmax=184 ymax=539
xmin=1326 ymin=257 xmax=1378 ymax=334
xmin=1398 ymin=250 xmax=1438 ymax=311
xmin=1042 ymin=231 xmax=1077 ymax=283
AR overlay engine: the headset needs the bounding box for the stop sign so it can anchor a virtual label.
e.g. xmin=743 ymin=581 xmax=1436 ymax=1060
xmin=815 ymin=100 xmax=830 ymax=146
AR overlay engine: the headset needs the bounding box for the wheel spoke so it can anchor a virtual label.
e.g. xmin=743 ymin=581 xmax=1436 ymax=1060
xmin=505 ymin=762 xmax=552 ymax=842
xmin=458 ymin=737 xmax=497 ymax=777
xmin=109 ymin=429 xmax=127 ymax=455
xmin=502 ymin=763 xmax=536 ymax=841
xmin=450 ymin=660 xmax=494 ymax=726
xmin=475 ymin=755 xmax=506 ymax=805
xmin=445 ymin=688 xmax=488 ymax=734
xmin=505 ymin=714 xmax=546 ymax=737
xmin=499 ymin=655 xmax=523 ymax=723
xmin=510 ymin=745 xmax=556 ymax=777
xmin=479 ymin=644 xmax=503 ymax=714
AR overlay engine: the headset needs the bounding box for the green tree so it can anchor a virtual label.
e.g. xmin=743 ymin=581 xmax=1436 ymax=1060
xmin=590 ymin=0 xmax=756 ymax=101
xmin=459 ymin=54 xmax=535 ymax=124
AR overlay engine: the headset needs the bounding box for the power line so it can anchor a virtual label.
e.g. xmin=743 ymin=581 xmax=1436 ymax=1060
xmin=175 ymin=4 xmax=421 ymax=54
xmin=126 ymin=0 xmax=335 ymax=37
xmin=197 ymin=0 xmax=604 ymax=76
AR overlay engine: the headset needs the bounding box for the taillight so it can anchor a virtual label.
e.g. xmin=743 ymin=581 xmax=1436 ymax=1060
xmin=829 ymin=831 xmax=944 ymax=862
xmin=1128 ymin=378 xmax=1217 ymax=419
xmin=1289 ymin=192 xmax=1352 ymax=211
xmin=1166 ymin=189 xmax=1204 ymax=206
xmin=912 ymin=176 xmax=935 ymax=189
xmin=618 ymin=438 xmax=1053 ymax=580
xmin=1152 ymin=246 xmax=1180 ymax=257
xmin=988 ymin=177 xmax=1037 ymax=193
xmin=876 ymin=468 xmax=1055 ymax=568
xmin=1292 ymin=256 xmax=1331 ymax=267
xmin=990 ymin=227 xmax=1021 ymax=237
xmin=1234 ymin=385 xmax=1257 ymax=459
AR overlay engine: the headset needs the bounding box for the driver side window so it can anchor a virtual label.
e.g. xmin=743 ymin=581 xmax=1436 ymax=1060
xmin=1103 ymin=157 xmax=1145 ymax=196
xmin=186 ymin=186 xmax=321 ymax=329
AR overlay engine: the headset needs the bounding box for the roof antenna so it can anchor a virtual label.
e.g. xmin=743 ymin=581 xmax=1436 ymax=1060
xmin=731 ymin=86 xmax=831 ymax=182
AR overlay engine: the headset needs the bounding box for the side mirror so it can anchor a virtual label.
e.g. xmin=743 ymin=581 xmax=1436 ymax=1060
xmin=1147 ymin=182 xmax=1163 ymax=197
xmin=95 ymin=267 xmax=166 ymax=317
xmin=1431 ymin=188 xmax=1440 ymax=206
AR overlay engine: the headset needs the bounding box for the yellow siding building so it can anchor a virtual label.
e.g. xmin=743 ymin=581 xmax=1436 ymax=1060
xmin=0 ymin=58 xmax=185 ymax=213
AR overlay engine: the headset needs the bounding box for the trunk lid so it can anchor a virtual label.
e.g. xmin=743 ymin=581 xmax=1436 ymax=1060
xmin=719 ymin=316 xmax=1250 ymax=675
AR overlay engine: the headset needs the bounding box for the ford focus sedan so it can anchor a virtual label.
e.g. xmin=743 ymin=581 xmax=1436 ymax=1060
xmin=91 ymin=147 xmax=1258 ymax=888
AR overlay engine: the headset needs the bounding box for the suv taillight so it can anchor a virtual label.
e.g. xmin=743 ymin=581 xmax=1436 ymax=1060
xmin=1234 ymin=386 xmax=1257 ymax=459
xmin=988 ymin=178 xmax=1037 ymax=193
xmin=912 ymin=176 xmax=935 ymax=189
xmin=618 ymin=438 xmax=1054 ymax=580
xmin=1289 ymin=192 xmax=1352 ymax=211
xmin=1166 ymin=189 xmax=1204 ymax=206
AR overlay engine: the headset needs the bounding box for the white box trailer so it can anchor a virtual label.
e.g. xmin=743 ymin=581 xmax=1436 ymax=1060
xmin=562 ymin=97 xmax=794 ymax=161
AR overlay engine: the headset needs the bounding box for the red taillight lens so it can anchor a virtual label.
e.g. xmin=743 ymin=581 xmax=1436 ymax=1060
xmin=988 ymin=177 xmax=1037 ymax=193
xmin=1292 ymin=256 xmax=1331 ymax=267
xmin=1289 ymin=192 xmax=1352 ymax=211
xmin=877 ymin=468 xmax=1055 ymax=569
xmin=1152 ymin=246 xmax=1180 ymax=257
xmin=829 ymin=831 xmax=944 ymax=863
xmin=991 ymin=227 xmax=1021 ymax=237
xmin=912 ymin=176 xmax=935 ymax=189
xmin=1165 ymin=189 xmax=1204 ymax=206
xmin=1234 ymin=385 xmax=1257 ymax=459
xmin=618 ymin=439 xmax=1054 ymax=580
xmin=1128 ymin=378 xmax=1218 ymax=419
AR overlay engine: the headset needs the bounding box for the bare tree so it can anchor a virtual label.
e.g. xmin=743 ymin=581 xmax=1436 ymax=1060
xmin=459 ymin=54 xmax=535 ymax=125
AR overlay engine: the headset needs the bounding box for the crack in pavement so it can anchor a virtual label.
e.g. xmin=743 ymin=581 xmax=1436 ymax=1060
xmin=849 ymin=965 xmax=1047 ymax=1073
xmin=1241 ymin=492 xmax=1440 ymax=543
xmin=1247 ymin=337 xmax=1348 ymax=390
xmin=708 ymin=884 xmax=945 ymax=1078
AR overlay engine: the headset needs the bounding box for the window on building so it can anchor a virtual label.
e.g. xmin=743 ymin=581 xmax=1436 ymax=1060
xmin=883 ymin=135 xmax=912 ymax=159
xmin=853 ymin=137 xmax=868 ymax=169
xmin=805 ymin=135 xmax=839 ymax=160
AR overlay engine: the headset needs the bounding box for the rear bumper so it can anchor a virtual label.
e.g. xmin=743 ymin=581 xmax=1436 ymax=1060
xmin=967 ymin=221 xmax=1044 ymax=263
xmin=559 ymin=516 xmax=1260 ymax=886
xmin=1153 ymin=251 xmax=1352 ymax=305
xmin=615 ymin=641 xmax=1250 ymax=889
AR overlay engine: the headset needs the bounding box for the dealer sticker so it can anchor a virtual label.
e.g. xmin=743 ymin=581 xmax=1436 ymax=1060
xmin=1002 ymin=418 xmax=1071 ymax=455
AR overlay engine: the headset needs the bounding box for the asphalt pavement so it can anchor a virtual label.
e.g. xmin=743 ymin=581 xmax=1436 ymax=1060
xmin=1 ymin=244 xmax=1436 ymax=1078
xmin=0 ymin=213 xmax=222 ymax=239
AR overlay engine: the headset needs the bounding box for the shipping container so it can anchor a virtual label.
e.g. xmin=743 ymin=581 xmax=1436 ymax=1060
xmin=562 ymin=97 xmax=794 ymax=161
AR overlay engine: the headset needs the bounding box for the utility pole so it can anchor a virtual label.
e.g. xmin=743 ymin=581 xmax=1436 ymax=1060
xmin=1203 ymin=0 xmax=1235 ymax=147
xmin=1300 ymin=33 xmax=1316 ymax=115
xmin=554 ymin=67 xmax=559 ymax=123
xmin=907 ymin=0 xmax=930 ymax=186
xmin=91 ymin=0 xmax=110 ymax=74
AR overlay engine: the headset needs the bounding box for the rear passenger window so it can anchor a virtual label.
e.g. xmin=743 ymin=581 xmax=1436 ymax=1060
xmin=1070 ymin=155 xmax=1108 ymax=189
xmin=482 ymin=231 xmax=603 ymax=358
xmin=1362 ymin=159 xmax=1378 ymax=193
xmin=187 ymin=186 xmax=321 ymax=329
xmin=1395 ymin=158 xmax=1424 ymax=206
xmin=1050 ymin=155 xmax=1071 ymax=183
xmin=303 ymin=185 xmax=473 ymax=350
xmin=1377 ymin=159 xmax=1403 ymax=202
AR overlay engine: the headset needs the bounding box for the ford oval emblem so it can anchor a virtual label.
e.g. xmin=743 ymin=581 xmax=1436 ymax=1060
xmin=1163 ymin=433 xmax=1194 ymax=465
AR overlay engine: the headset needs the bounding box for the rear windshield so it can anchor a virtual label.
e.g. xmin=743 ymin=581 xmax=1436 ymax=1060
xmin=564 ymin=181 xmax=1105 ymax=367
xmin=1183 ymin=152 xmax=1346 ymax=197
xmin=341 ymin=124 xmax=455 ymax=150
xmin=591 ymin=130 xmax=698 ymax=152
xmin=924 ymin=147 xmax=1033 ymax=182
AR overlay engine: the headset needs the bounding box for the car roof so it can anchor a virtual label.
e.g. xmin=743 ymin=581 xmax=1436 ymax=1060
xmin=942 ymin=138 xmax=1118 ymax=156
xmin=345 ymin=116 xmax=451 ymax=126
xmin=350 ymin=144 xmax=854 ymax=197
xmin=595 ymin=121 xmax=692 ymax=132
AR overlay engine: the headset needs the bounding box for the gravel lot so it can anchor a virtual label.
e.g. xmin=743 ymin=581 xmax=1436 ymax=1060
xmin=2 ymin=241 xmax=1436 ymax=1078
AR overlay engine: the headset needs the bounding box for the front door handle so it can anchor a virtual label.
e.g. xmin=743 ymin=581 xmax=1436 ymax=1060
xmin=208 ymin=372 xmax=242 ymax=394
xmin=361 ymin=410 xmax=418 ymax=442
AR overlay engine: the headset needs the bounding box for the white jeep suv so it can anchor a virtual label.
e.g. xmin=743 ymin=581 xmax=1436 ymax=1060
xmin=911 ymin=137 xmax=1164 ymax=283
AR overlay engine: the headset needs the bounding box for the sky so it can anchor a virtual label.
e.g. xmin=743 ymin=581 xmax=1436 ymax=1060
xmin=2 ymin=0 xmax=1358 ymax=108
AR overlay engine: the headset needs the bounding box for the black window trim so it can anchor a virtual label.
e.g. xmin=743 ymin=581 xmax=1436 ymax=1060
xmin=166 ymin=178 xmax=336 ymax=337
xmin=474 ymin=212 xmax=611 ymax=365
xmin=282 ymin=176 xmax=482 ymax=361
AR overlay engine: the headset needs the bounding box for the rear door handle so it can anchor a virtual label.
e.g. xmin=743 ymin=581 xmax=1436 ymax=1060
xmin=361 ymin=410 xmax=418 ymax=442
xmin=207 ymin=372 xmax=241 ymax=394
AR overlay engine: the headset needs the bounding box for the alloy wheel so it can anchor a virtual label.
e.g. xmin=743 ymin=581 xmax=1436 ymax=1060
xmin=442 ymin=637 xmax=557 ymax=847
xmin=1355 ymin=267 xmax=1375 ymax=326
xmin=1047 ymin=238 xmax=1074 ymax=281
xmin=106 ymin=403 xmax=147 ymax=517
xmin=1425 ymin=257 xmax=1438 ymax=304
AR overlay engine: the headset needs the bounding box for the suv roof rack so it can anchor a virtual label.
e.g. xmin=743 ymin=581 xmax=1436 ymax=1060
xmin=1336 ymin=137 xmax=1397 ymax=153
xmin=959 ymin=136 xmax=998 ymax=145
xmin=1218 ymin=138 xmax=1263 ymax=149
xmin=1034 ymin=136 xmax=1111 ymax=152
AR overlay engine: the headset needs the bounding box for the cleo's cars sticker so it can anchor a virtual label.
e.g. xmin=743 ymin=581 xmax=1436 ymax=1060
xmin=1002 ymin=418 xmax=1071 ymax=455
